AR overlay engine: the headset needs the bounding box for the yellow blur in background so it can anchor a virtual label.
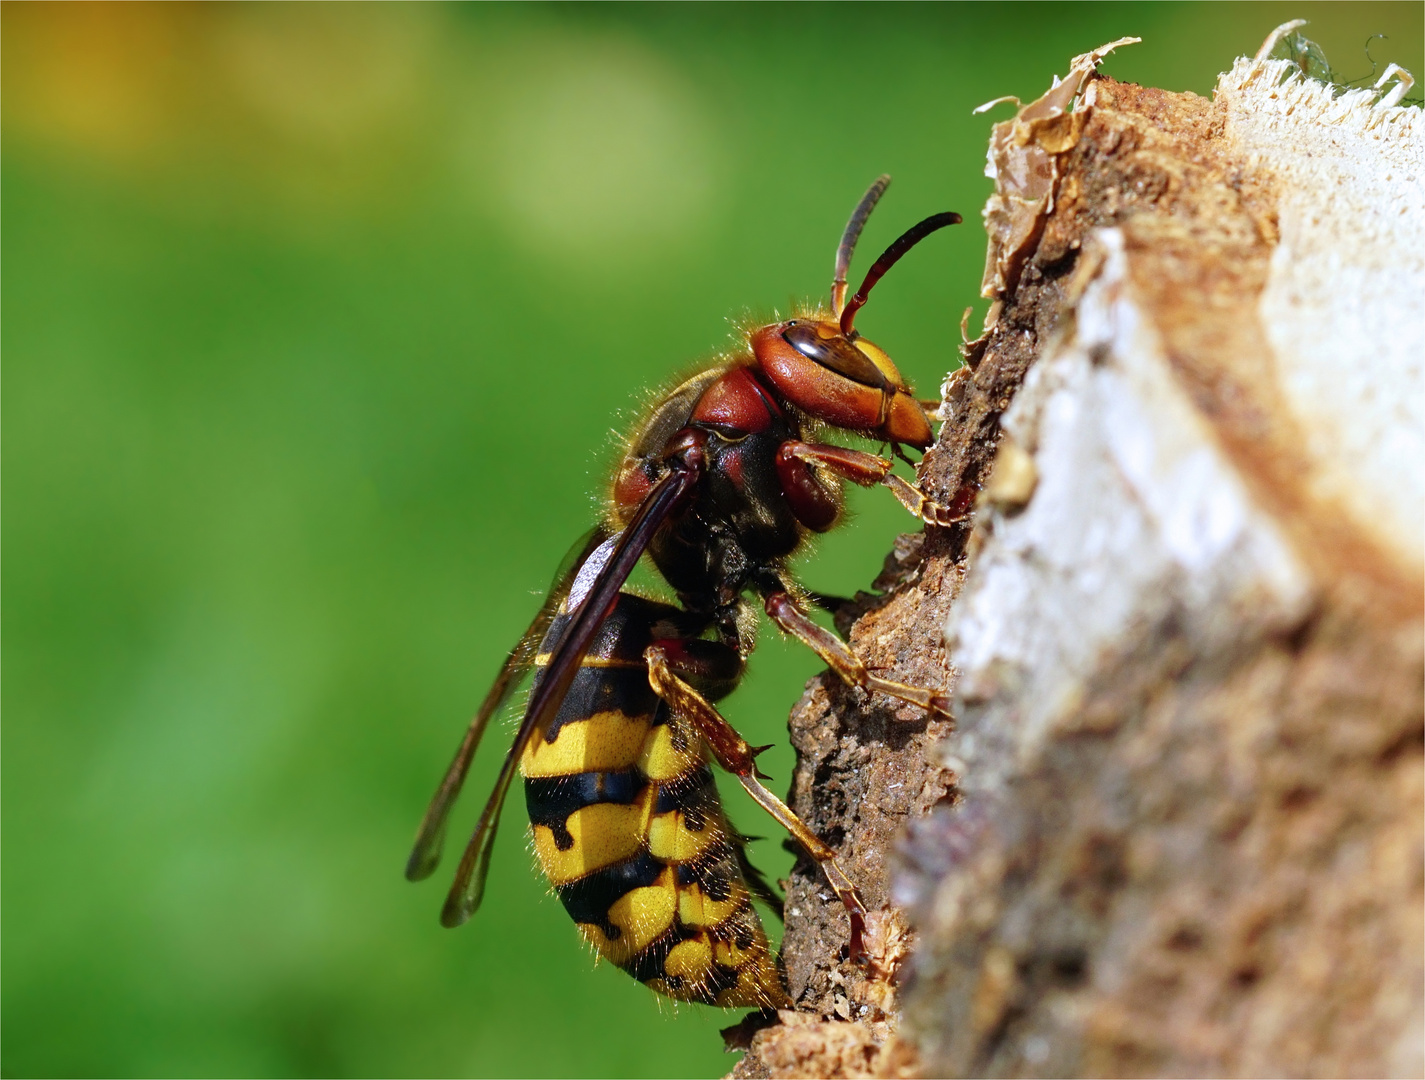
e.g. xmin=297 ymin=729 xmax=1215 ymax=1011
xmin=4 ymin=4 xmax=1420 ymax=1077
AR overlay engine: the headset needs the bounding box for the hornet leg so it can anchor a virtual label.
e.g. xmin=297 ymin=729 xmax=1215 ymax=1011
xmin=783 ymin=441 xmax=973 ymax=528
xmin=764 ymin=591 xmax=951 ymax=718
xmin=645 ymin=643 xmax=869 ymax=961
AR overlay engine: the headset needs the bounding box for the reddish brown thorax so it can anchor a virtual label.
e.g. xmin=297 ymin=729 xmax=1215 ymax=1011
xmin=613 ymin=455 xmax=652 ymax=513
xmin=689 ymin=367 xmax=781 ymax=433
xmin=749 ymin=320 xmax=933 ymax=448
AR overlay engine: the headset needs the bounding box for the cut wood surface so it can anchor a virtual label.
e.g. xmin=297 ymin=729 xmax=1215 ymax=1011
xmin=732 ymin=33 xmax=1423 ymax=1080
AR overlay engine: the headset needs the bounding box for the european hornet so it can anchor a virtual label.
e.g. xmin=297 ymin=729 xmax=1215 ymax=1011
xmin=407 ymin=177 xmax=963 ymax=1007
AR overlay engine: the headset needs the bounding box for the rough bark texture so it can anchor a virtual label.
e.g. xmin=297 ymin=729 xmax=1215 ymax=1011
xmin=731 ymin=42 xmax=1422 ymax=1080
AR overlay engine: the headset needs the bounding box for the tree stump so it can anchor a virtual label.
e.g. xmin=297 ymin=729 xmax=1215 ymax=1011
xmin=732 ymin=32 xmax=1423 ymax=1080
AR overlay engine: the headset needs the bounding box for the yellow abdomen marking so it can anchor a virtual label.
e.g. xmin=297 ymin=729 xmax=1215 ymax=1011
xmin=662 ymin=936 xmax=713 ymax=982
xmin=521 ymin=711 xmax=649 ymax=777
xmin=637 ymin=722 xmax=702 ymax=781
xmin=577 ymin=867 xmax=678 ymax=966
xmin=677 ymin=879 xmax=746 ymax=929
xmin=716 ymin=953 xmax=787 ymax=1008
xmin=531 ymin=802 xmax=645 ymax=885
xmin=713 ymin=937 xmax=759 ymax=970
xmin=647 ymin=807 xmax=722 ymax=863
xmin=533 ymin=654 xmax=645 ymax=667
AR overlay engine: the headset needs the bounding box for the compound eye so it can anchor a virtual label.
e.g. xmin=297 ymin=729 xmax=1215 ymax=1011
xmin=781 ymin=322 xmax=890 ymax=390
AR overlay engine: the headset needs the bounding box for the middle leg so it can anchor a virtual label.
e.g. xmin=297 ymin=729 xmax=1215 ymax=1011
xmin=764 ymin=591 xmax=951 ymax=718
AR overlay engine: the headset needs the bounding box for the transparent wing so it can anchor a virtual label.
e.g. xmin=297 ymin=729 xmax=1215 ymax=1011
xmin=439 ymin=462 xmax=702 ymax=927
xmin=405 ymin=525 xmax=609 ymax=882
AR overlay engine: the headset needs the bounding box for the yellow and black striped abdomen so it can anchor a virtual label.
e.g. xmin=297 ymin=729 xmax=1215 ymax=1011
xmin=520 ymin=595 xmax=786 ymax=1007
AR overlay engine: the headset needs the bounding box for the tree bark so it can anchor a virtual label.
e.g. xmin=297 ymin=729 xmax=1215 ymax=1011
xmin=732 ymin=35 xmax=1423 ymax=1080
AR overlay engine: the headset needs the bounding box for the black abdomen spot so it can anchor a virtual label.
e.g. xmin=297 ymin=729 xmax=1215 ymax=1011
xmin=623 ymin=927 xmax=687 ymax=983
xmin=543 ymin=668 xmax=657 ymax=746
xmin=654 ymin=778 xmax=714 ymax=834
xmin=653 ymin=766 xmax=718 ymax=816
xmin=677 ymin=846 xmax=739 ymax=903
xmin=526 ymin=770 xmax=642 ymax=850
xmin=556 ymin=849 xmax=665 ymax=938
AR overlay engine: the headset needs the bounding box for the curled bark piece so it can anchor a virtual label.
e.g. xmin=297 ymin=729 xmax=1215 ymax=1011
xmin=979 ymin=37 xmax=1139 ymax=306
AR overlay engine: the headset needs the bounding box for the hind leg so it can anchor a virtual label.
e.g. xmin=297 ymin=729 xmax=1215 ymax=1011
xmin=645 ymin=642 xmax=869 ymax=960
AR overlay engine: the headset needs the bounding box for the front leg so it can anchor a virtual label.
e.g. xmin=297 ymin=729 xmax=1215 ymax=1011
xmin=782 ymin=441 xmax=972 ymax=527
xmin=764 ymin=591 xmax=951 ymax=718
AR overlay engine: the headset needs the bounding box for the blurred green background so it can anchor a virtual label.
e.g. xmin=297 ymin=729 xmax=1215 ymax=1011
xmin=4 ymin=3 xmax=1420 ymax=1077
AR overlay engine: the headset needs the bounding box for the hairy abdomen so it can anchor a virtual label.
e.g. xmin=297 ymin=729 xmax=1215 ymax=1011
xmin=520 ymin=597 xmax=785 ymax=1007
